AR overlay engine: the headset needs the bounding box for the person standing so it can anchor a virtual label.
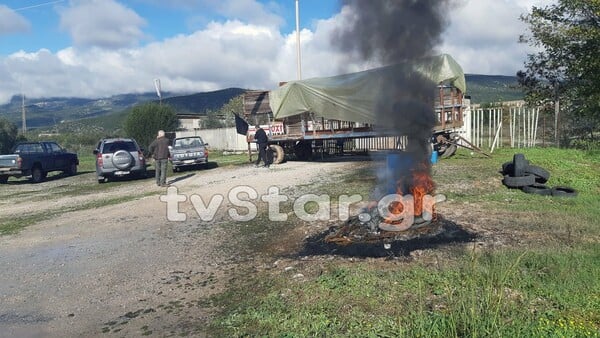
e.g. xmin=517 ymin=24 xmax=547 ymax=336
xmin=149 ymin=130 xmax=171 ymax=186
xmin=254 ymin=125 xmax=269 ymax=168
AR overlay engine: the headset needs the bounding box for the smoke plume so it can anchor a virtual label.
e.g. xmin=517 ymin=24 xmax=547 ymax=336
xmin=332 ymin=0 xmax=451 ymax=195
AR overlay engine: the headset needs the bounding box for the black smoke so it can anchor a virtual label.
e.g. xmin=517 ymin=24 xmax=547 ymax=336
xmin=332 ymin=0 xmax=451 ymax=197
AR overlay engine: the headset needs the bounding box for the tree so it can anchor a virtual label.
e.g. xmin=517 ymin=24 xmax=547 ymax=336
xmin=202 ymin=95 xmax=244 ymax=129
xmin=518 ymin=0 xmax=600 ymax=146
xmin=124 ymin=103 xmax=179 ymax=149
xmin=0 ymin=118 xmax=18 ymax=154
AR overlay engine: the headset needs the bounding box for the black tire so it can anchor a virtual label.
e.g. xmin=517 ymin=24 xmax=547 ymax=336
xmin=524 ymin=165 xmax=550 ymax=183
xmin=501 ymin=162 xmax=513 ymax=175
xmin=551 ymin=186 xmax=578 ymax=197
xmin=294 ymin=141 xmax=312 ymax=161
xmin=31 ymin=166 xmax=45 ymax=183
xmin=112 ymin=150 xmax=134 ymax=170
xmin=0 ymin=175 xmax=8 ymax=184
xmin=502 ymin=174 xmax=535 ymax=188
xmin=522 ymin=183 xmax=552 ymax=195
xmin=269 ymin=144 xmax=285 ymax=164
xmin=98 ymin=178 xmax=106 ymax=184
xmin=440 ymin=144 xmax=457 ymax=158
xmin=512 ymin=153 xmax=527 ymax=177
xmin=172 ymin=166 xmax=179 ymax=173
xmin=66 ymin=162 xmax=78 ymax=176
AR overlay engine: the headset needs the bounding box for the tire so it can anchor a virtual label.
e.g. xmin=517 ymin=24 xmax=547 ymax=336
xmin=522 ymin=183 xmax=552 ymax=195
xmin=172 ymin=166 xmax=179 ymax=173
xmin=112 ymin=150 xmax=134 ymax=170
xmin=502 ymin=174 xmax=535 ymax=188
xmin=294 ymin=141 xmax=312 ymax=161
xmin=0 ymin=175 xmax=8 ymax=184
xmin=66 ymin=162 xmax=78 ymax=176
xmin=551 ymin=186 xmax=578 ymax=197
xmin=524 ymin=165 xmax=550 ymax=183
xmin=269 ymin=144 xmax=285 ymax=164
xmin=98 ymin=178 xmax=106 ymax=184
xmin=501 ymin=162 xmax=513 ymax=175
xmin=512 ymin=153 xmax=527 ymax=177
xmin=31 ymin=166 xmax=45 ymax=183
xmin=440 ymin=144 xmax=457 ymax=158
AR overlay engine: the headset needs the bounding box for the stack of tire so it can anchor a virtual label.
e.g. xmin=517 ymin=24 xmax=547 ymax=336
xmin=501 ymin=153 xmax=577 ymax=197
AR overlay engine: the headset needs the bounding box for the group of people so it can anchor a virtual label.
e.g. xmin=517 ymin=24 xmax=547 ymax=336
xmin=148 ymin=124 xmax=271 ymax=188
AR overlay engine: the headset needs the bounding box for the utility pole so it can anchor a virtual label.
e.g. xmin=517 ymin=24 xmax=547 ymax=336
xmin=295 ymin=0 xmax=302 ymax=80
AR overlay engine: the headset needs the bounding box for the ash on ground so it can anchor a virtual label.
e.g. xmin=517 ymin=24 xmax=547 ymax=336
xmin=298 ymin=216 xmax=476 ymax=258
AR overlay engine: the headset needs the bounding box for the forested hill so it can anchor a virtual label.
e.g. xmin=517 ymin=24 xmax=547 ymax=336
xmin=465 ymin=74 xmax=524 ymax=104
xmin=0 ymin=75 xmax=523 ymax=130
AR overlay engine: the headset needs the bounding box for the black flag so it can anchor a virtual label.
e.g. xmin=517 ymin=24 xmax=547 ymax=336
xmin=234 ymin=113 xmax=249 ymax=135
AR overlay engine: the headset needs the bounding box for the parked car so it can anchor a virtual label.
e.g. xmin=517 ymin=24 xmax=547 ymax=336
xmin=169 ymin=136 xmax=209 ymax=172
xmin=93 ymin=138 xmax=147 ymax=183
xmin=0 ymin=141 xmax=79 ymax=183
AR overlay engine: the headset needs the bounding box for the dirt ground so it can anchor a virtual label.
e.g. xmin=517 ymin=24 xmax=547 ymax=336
xmin=0 ymin=160 xmax=370 ymax=337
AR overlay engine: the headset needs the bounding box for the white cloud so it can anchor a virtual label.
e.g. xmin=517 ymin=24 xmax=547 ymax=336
xmin=0 ymin=0 xmax=561 ymax=104
xmin=59 ymin=0 xmax=146 ymax=48
xmin=0 ymin=5 xmax=31 ymax=35
xmin=440 ymin=0 xmax=556 ymax=75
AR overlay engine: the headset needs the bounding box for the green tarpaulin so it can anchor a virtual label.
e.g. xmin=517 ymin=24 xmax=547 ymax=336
xmin=269 ymin=54 xmax=466 ymax=124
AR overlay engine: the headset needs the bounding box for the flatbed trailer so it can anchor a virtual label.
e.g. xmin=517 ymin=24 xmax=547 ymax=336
xmin=241 ymin=54 xmax=466 ymax=162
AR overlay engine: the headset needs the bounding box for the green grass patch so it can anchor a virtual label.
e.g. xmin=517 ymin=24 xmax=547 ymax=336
xmin=211 ymin=246 xmax=599 ymax=337
xmin=208 ymin=147 xmax=600 ymax=337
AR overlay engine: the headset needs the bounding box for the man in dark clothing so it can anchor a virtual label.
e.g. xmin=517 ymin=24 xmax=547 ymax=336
xmin=253 ymin=125 xmax=270 ymax=168
xmin=148 ymin=130 xmax=171 ymax=186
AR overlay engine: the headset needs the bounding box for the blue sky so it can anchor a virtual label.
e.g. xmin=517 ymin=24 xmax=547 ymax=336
xmin=0 ymin=0 xmax=553 ymax=104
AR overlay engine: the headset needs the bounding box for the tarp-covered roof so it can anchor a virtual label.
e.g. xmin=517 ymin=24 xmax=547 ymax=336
xmin=269 ymin=54 xmax=465 ymax=124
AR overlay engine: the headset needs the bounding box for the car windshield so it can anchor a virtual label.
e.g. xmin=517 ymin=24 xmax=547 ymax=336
xmin=103 ymin=141 xmax=137 ymax=154
xmin=173 ymin=138 xmax=203 ymax=149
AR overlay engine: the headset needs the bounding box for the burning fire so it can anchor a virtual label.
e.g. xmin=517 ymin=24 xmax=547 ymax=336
xmin=379 ymin=164 xmax=437 ymax=232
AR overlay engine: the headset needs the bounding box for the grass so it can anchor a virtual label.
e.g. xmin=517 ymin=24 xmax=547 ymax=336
xmin=208 ymin=147 xmax=600 ymax=337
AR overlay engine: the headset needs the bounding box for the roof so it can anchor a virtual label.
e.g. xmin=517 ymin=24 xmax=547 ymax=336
xmin=268 ymin=54 xmax=466 ymax=124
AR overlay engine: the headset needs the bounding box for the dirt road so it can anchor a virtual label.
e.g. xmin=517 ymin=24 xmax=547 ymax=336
xmin=0 ymin=160 xmax=365 ymax=337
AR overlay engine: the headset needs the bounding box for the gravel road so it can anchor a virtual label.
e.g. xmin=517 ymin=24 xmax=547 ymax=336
xmin=0 ymin=160 xmax=365 ymax=337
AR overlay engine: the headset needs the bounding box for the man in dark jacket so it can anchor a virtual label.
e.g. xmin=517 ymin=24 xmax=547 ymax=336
xmin=254 ymin=125 xmax=270 ymax=168
xmin=148 ymin=130 xmax=171 ymax=186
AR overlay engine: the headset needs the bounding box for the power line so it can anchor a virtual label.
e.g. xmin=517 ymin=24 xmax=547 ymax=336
xmin=13 ymin=0 xmax=65 ymax=12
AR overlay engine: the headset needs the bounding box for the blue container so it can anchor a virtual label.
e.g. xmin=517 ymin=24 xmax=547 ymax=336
xmin=430 ymin=149 xmax=438 ymax=164
xmin=385 ymin=151 xmax=414 ymax=194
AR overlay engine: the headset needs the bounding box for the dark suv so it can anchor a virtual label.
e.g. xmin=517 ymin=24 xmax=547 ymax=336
xmin=93 ymin=138 xmax=147 ymax=183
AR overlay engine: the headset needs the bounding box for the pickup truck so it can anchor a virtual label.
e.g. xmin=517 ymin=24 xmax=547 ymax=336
xmin=169 ymin=136 xmax=209 ymax=172
xmin=0 ymin=141 xmax=79 ymax=183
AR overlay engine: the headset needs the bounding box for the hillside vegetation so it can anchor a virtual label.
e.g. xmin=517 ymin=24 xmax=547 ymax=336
xmin=2 ymin=76 xmax=522 ymax=134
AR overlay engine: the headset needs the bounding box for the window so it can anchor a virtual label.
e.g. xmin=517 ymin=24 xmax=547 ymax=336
xmin=102 ymin=141 xmax=138 ymax=154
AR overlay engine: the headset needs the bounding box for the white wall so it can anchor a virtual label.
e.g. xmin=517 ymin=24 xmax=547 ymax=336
xmin=176 ymin=127 xmax=250 ymax=151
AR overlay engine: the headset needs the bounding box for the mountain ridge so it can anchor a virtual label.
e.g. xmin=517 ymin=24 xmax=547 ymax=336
xmin=0 ymin=75 xmax=523 ymax=130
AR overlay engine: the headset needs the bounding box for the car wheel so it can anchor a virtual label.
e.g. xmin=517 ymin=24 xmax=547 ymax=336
xmin=66 ymin=162 xmax=78 ymax=176
xmin=0 ymin=175 xmax=8 ymax=184
xmin=31 ymin=166 xmax=45 ymax=183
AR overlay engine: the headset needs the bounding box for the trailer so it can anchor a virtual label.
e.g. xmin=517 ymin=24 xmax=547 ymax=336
xmin=241 ymin=54 xmax=467 ymax=163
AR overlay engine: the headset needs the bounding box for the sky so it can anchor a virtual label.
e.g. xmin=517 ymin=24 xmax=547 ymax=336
xmin=0 ymin=0 xmax=554 ymax=105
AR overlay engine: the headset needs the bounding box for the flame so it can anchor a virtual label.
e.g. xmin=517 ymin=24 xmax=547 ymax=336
xmin=383 ymin=164 xmax=435 ymax=226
